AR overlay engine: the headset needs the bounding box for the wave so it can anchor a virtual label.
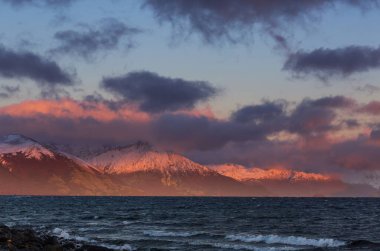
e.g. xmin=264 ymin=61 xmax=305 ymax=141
xmin=210 ymin=242 xmax=300 ymax=251
xmin=143 ymin=230 xmax=200 ymax=237
xmin=226 ymin=234 xmax=346 ymax=248
xmin=80 ymin=215 xmax=103 ymax=220
xmin=98 ymin=243 xmax=134 ymax=251
xmin=52 ymin=228 xmax=134 ymax=250
xmin=52 ymin=228 xmax=93 ymax=242
xmin=187 ymin=239 xmax=301 ymax=251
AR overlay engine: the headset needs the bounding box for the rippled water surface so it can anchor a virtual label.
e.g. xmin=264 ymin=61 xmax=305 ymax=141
xmin=1 ymin=197 xmax=380 ymax=250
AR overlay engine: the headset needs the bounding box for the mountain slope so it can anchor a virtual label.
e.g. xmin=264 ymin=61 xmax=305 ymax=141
xmin=0 ymin=134 xmax=131 ymax=196
xmin=212 ymin=164 xmax=333 ymax=182
xmin=90 ymin=142 xmax=265 ymax=196
xmin=211 ymin=164 xmax=379 ymax=197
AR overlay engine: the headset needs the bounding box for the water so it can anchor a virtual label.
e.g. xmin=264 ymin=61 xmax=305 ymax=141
xmin=1 ymin=197 xmax=380 ymax=250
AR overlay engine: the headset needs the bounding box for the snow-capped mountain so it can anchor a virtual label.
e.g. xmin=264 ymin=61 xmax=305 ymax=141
xmin=0 ymin=134 xmax=128 ymax=196
xmin=0 ymin=134 xmax=55 ymax=160
xmin=0 ymin=134 xmax=378 ymax=197
xmin=211 ymin=164 xmax=379 ymax=197
xmin=90 ymin=141 xmax=214 ymax=176
xmin=211 ymin=164 xmax=333 ymax=182
xmin=89 ymin=142 xmax=261 ymax=196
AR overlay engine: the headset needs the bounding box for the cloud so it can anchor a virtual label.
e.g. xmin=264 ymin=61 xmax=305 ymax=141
xmin=0 ymin=46 xmax=74 ymax=86
xmin=343 ymin=119 xmax=360 ymax=129
xmin=287 ymin=96 xmax=353 ymax=136
xmin=143 ymin=0 xmax=379 ymax=46
xmin=355 ymin=84 xmax=380 ymax=95
xmin=1 ymin=96 xmax=380 ymax=176
xmin=360 ymin=101 xmax=380 ymax=115
xmin=0 ymin=114 xmax=150 ymax=146
xmin=283 ymin=46 xmax=380 ymax=81
xmin=330 ymin=137 xmax=380 ymax=171
xmin=1 ymin=0 xmax=76 ymax=7
xmin=0 ymin=95 xmax=360 ymax=150
xmin=102 ymin=71 xmax=218 ymax=113
xmin=0 ymin=85 xmax=19 ymax=98
xmin=308 ymin=96 xmax=356 ymax=108
xmin=231 ymin=101 xmax=286 ymax=123
xmin=370 ymin=126 xmax=380 ymax=140
xmin=0 ymin=97 xmax=279 ymax=150
xmin=152 ymin=113 xmax=278 ymax=150
xmin=189 ymin=133 xmax=380 ymax=176
xmin=51 ymin=18 xmax=141 ymax=60
xmin=230 ymin=96 xmax=354 ymax=137
xmin=0 ymin=98 xmax=149 ymax=122
xmin=0 ymin=98 xmax=151 ymax=145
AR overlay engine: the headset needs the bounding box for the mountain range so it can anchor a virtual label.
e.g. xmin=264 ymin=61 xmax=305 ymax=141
xmin=0 ymin=134 xmax=378 ymax=197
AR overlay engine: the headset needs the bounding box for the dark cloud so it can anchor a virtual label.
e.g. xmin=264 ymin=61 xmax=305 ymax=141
xmin=0 ymin=114 xmax=149 ymax=146
xmin=288 ymin=107 xmax=335 ymax=136
xmin=51 ymin=18 xmax=141 ymax=60
xmin=102 ymin=71 xmax=218 ymax=113
xmin=287 ymin=97 xmax=344 ymax=136
xmin=82 ymin=93 xmax=126 ymax=111
xmin=0 ymin=85 xmax=19 ymax=98
xmin=143 ymin=0 xmax=379 ymax=45
xmin=148 ymin=96 xmax=357 ymax=150
xmin=370 ymin=127 xmax=380 ymax=140
xmin=343 ymin=119 xmax=360 ymax=129
xmin=231 ymin=101 xmax=286 ymax=124
xmin=150 ymin=96 xmax=355 ymax=150
xmin=0 ymin=46 xmax=74 ymax=86
xmin=308 ymin=95 xmax=356 ymax=108
xmin=283 ymin=46 xmax=380 ymax=81
xmin=330 ymin=138 xmax=380 ymax=171
xmin=152 ymin=113 xmax=278 ymax=150
xmin=1 ymin=0 xmax=76 ymax=7
xmin=229 ymin=96 xmax=354 ymax=137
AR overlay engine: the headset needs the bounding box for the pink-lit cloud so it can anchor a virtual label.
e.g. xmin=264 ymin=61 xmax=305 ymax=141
xmin=0 ymin=99 xmax=150 ymax=122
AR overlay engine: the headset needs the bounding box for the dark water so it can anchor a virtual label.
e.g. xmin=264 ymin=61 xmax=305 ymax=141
xmin=1 ymin=197 xmax=380 ymax=251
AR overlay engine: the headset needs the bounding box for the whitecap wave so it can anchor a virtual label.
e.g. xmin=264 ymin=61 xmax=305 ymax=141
xmin=226 ymin=234 xmax=345 ymax=247
xmin=99 ymin=243 xmax=134 ymax=251
xmin=52 ymin=227 xmax=92 ymax=242
xmin=52 ymin=228 xmax=134 ymax=250
xmin=143 ymin=230 xmax=199 ymax=237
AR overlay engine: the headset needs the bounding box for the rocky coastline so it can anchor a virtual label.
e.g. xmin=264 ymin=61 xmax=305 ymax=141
xmin=0 ymin=225 xmax=113 ymax=251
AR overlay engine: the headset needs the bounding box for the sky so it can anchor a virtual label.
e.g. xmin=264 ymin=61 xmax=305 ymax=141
xmin=1 ymin=0 xmax=380 ymax=186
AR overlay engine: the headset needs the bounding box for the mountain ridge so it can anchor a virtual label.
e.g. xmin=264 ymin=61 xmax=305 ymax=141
xmin=210 ymin=164 xmax=379 ymax=197
xmin=0 ymin=134 xmax=379 ymax=197
xmin=89 ymin=143 xmax=259 ymax=196
xmin=0 ymin=134 xmax=129 ymax=195
xmin=210 ymin=163 xmax=334 ymax=182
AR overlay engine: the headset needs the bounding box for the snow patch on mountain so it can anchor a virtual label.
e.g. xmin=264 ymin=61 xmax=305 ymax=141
xmin=0 ymin=134 xmax=55 ymax=160
xmin=210 ymin=164 xmax=332 ymax=182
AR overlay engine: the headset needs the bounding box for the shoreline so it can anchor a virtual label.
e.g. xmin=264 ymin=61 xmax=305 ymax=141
xmin=1 ymin=223 xmax=380 ymax=251
xmin=0 ymin=225 xmax=115 ymax=251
